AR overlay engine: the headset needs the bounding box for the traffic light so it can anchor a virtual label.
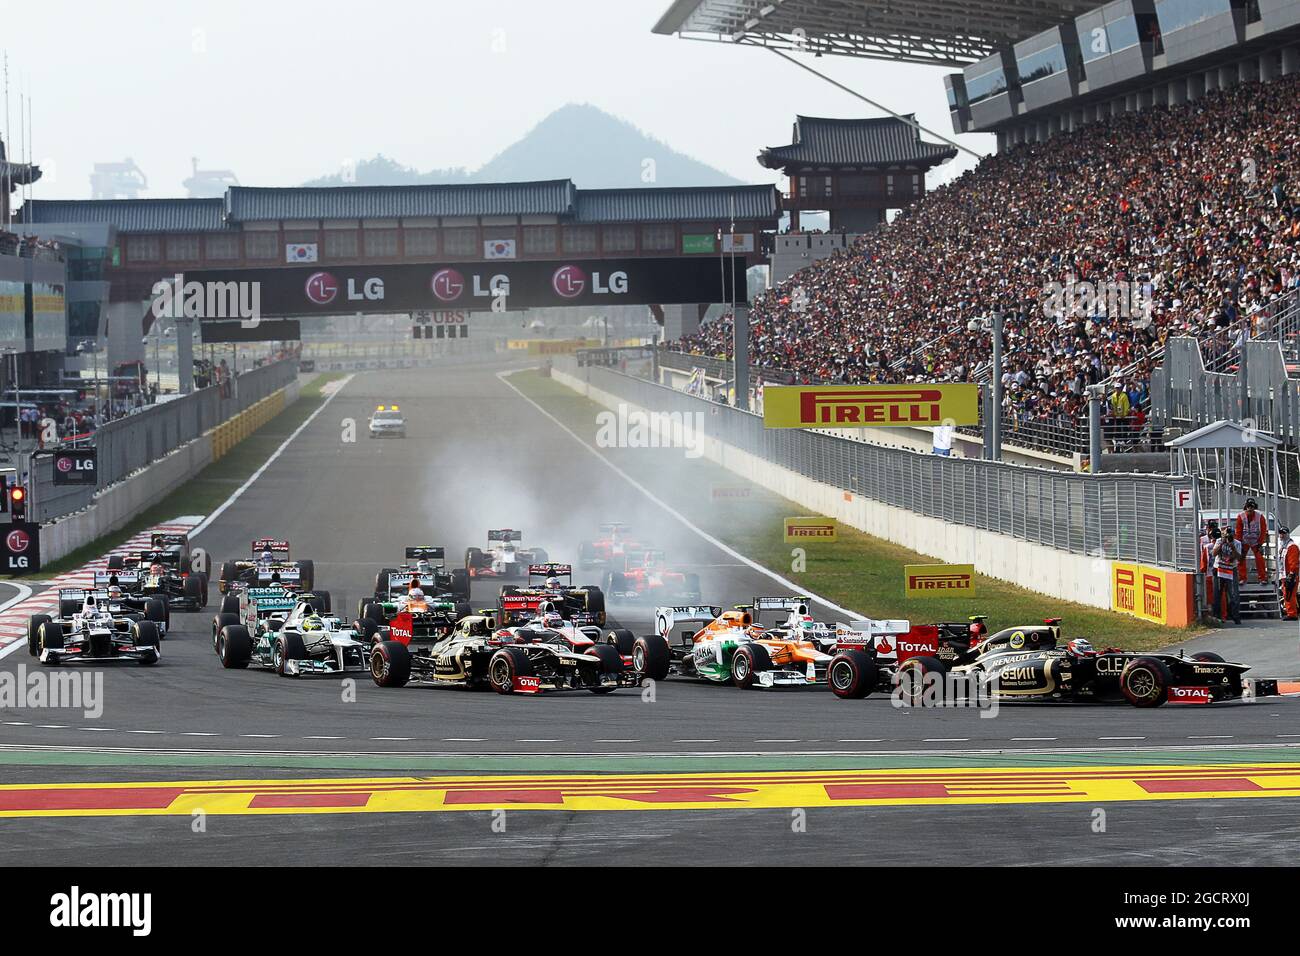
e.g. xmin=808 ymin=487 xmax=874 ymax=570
xmin=9 ymin=486 xmax=26 ymax=520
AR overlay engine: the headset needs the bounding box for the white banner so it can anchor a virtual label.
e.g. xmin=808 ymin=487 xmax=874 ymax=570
xmin=722 ymin=234 xmax=754 ymax=254
xmin=286 ymin=243 xmax=318 ymax=264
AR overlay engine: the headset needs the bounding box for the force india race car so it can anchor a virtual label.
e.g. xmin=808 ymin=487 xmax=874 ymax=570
xmin=28 ymin=589 xmax=164 ymax=666
xmin=213 ymin=596 xmax=368 ymax=677
xmin=826 ymin=617 xmax=1275 ymax=707
xmin=218 ymin=539 xmax=315 ymax=594
xmin=628 ymin=598 xmax=834 ymax=689
xmin=465 ymin=529 xmax=549 ymax=579
xmin=603 ymin=548 xmax=701 ymax=605
xmin=578 ymin=522 xmax=642 ymax=570
xmin=499 ymin=563 xmax=606 ymax=627
xmin=369 ymin=605 xmax=633 ymax=695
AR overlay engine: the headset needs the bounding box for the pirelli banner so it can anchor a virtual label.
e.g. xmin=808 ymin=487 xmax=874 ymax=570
xmin=1111 ymin=562 xmax=1195 ymax=627
xmin=763 ymin=384 xmax=980 ymax=429
xmin=784 ymin=517 xmax=837 ymax=543
xmin=904 ymin=564 xmax=976 ymax=598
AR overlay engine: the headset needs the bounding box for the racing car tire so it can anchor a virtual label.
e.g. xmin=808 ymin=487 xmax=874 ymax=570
xmin=606 ymin=628 xmax=636 ymax=657
xmin=183 ymin=574 xmax=205 ymax=606
xmin=212 ymin=613 xmax=241 ymax=651
xmin=354 ymin=618 xmax=379 ymax=645
xmin=1120 ymin=657 xmax=1172 ymax=708
xmin=489 ymin=647 xmax=535 ymax=695
xmin=106 ymin=554 xmax=125 ymax=571
xmin=370 ymin=640 xmax=411 ymax=687
xmin=683 ymin=573 xmax=701 ymax=597
xmin=373 ymin=570 xmax=395 ymax=598
xmin=38 ymin=622 xmax=64 ymax=651
xmin=585 ymin=644 xmax=625 ymax=694
xmin=218 ymin=625 xmax=252 ymax=669
xmin=220 ymin=594 xmax=240 ymax=616
xmin=364 ymin=602 xmax=386 ymax=626
xmin=465 ymin=548 xmax=484 ymax=571
xmin=731 ymin=643 xmax=772 ymax=689
xmin=449 ymin=568 xmax=471 ymax=601
xmin=579 ymin=541 xmax=596 ymax=567
xmin=1191 ymin=652 xmax=1226 ymax=663
xmin=27 ymin=614 xmax=51 ymax=657
xmin=632 ymin=635 xmax=671 ymax=682
xmin=455 ymin=602 xmax=472 ymax=621
xmin=306 ymin=591 xmax=331 ymax=614
xmin=145 ymin=598 xmax=168 ymax=626
xmin=828 ymin=650 xmax=879 ymax=700
xmin=584 ymin=587 xmax=607 ymax=626
xmin=219 ymin=561 xmax=238 ymax=594
xmin=298 ymin=560 xmax=315 ymax=593
xmin=896 ymin=656 xmax=948 ymax=706
xmin=274 ymin=632 xmax=307 ymax=678
xmin=58 ymin=598 xmax=80 ymax=619
xmin=531 ymin=548 xmax=549 ymax=565
xmin=133 ymin=620 xmax=161 ymax=651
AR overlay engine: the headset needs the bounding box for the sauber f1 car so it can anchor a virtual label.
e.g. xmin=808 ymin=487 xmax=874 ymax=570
xmin=218 ymin=538 xmax=315 ymax=594
xmin=827 ymin=617 xmax=1276 ymax=707
xmin=369 ymin=605 xmax=634 ymax=695
xmin=214 ymin=596 xmax=368 ymax=677
xmin=629 ymin=598 xmax=834 ymax=688
xmin=28 ymin=589 xmax=164 ymax=666
xmin=499 ymin=563 xmax=606 ymax=627
xmin=465 ymin=529 xmax=548 ymax=579
xmin=578 ymin=522 xmax=642 ymax=570
xmin=96 ymin=559 xmax=208 ymax=613
xmin=603 ymin=548 xmax=701 ymax=605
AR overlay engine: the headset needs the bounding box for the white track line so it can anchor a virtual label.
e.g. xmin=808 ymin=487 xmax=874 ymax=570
xmin=190 ymin=374 xmax=354 ymax=539
xmin=497 ymin=370 xmax=859 ymax=619
xmin=0 ymin=583 xmax=33 ymax=661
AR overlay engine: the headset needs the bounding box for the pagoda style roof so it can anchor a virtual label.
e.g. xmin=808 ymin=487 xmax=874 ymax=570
xmin=758 ymin=116 xmax=956 ymax=171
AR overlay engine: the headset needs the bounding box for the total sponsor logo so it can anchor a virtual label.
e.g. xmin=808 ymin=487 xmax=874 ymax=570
xmin=1168 ymin=685 xmax=1213 ymax=705
xmin=389 ymin=612 xmax=415 ymax=645
xmin=513 ymin=675 xmax=542 ymax=694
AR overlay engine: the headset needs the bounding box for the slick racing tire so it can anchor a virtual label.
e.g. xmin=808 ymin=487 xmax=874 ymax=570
xmin=455 ymin=602 xmax=472 ymax=621
xmin=59 ymin=598 xmax=80 ymax=619
xmin=219 ymin=561 xmax=238 ymax=594
xmin=465 ymin=548 xmax=485 ymax=572
xmin=373 ymin=569 xmax=395 ymax=598
xmin=682 ymin=573 xmax=701 ymax=599
xmin=27 ymin=614 xmax=51 ymax=658
xmin=354 ymin=617 xmax=380 ymax=645
xmin=145 ymin=598 xmax=168 ymax=627
xmin=896 ymin=656 xmax=949 ymax=707
xmin=183 ymin=572 xmax=206 ymax=608
xmin=829 ymin=650 xmax=879 ymax=700
xmin=489 ymin=647 xmax=535 ymax=695
xmin=364 ymin=602 xmax=386 ymax=626
xmin=632 ymin=635 xmax=671 ymax=682
xmin=370 ymin=640 xmax=412 ymax=688
xmin=274 ymin=631 xmax=307 ymax=678
xmin=449 ymin=568 xmax=471 ymax=602
xmin=218 ymin=625 xmax=252 ymax=669
xmin=39 ymin=622 xmax=65 ymax=652
xmin=306 ymin=591 xmax=331 ymax=614
xmin=1120 ymin=656 xmax=1172 ymax=708
xmin=106 ymin=554 xmax=125 ymax=571
xmin=220 ymin=594 xmax=241 ymax=616
xmin=585 ymin=644 xmax=625 ymax=694
xmin=731 ymin=643 xmax=772 ymax=690
xmin=212 ymin=613 xmax=241 ymax=652
xmin=132 ymin=621 xmax=161 ymax=665
xmin=297 ymin=560 xmax=315 ymax=593
xmin=605 ymin=628 xmax=636 ymax=657
xmin=583 ymin=587 xmax=606 ymax=627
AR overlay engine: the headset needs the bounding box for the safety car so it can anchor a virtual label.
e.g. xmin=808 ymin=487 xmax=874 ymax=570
xmin=368 ymin=404 xmax=406 ymax=438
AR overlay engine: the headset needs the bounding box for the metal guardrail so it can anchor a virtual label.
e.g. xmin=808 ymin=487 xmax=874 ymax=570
xmin=564 ymin=357 xmax=1199 ymax=571
xmin=29 ymin=359 xmax=297 ymax=523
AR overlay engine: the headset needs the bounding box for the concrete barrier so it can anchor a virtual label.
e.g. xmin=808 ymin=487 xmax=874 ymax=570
xmin=39 ymin=378 xmax=303 ymax=564
xmin=553 ymin=366 xmax=1115 ymax=610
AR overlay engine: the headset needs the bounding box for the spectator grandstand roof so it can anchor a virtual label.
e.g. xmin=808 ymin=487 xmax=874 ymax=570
xmin=758 ymin=116 xmax=957 ymax=169
xmin=18 ymin=182 xmax=782 ymax=232
xmin=653 ymin=0 xmax=1099 ymax=66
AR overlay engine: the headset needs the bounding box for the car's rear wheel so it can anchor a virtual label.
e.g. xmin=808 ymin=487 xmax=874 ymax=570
xmin=489 ymin=647 xmax=534 ymax=695
xmin=219 ymin=561 xmax=238 ymax=594
xmin=183 ymin=573 xmax=205 ymax=606
xmin=1121 ymin=657 xmax=1172 ymax=708
xmin=354 ymin=618 xmax=379 ymax=645
xmin=606 ymin=628 xmax=636 ymax=657
xmin=829 ymin=650 xmax=878 ymax=699
xmin=218 ymin=625 xmax=252 ymax=669
xmin=58 ymin=598 xmax=80 ymax=619
xmin=212 ymin=612 xmax=241 ymax=651
xmin=220 ymin=594 xmax=240 ymax=616
xmin=450 ymin=568 xmax=470 ymax=601
xmin=584 ymin=586 xmax=606 ymax=626
xmin=632 ymin=635 xmax=671 ymax=681
xmin=466 ymin=548 xmax=484 ymax=571
xmin=106 ymin=555 xmax=125 ymax=571
xmin=297 ymin=560 xmax=315 ymax=593
xmin=370 ymin=640 xmax=411 ymax=687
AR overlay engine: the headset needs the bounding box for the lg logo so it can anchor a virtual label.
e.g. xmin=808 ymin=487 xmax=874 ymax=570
xmin=431 ymin=268 xmax=465 ymax=303
xmin=7 ymin=529 xmax=29 ymax=553
xmin=305 ymin=272 xmax=385 ymax=305
xmin=552 ymin=265 xmax=628 ymax=299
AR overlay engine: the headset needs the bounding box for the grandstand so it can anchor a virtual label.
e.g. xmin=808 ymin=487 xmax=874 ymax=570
xmin=657 ymin=0 xmax=1300 ymax=460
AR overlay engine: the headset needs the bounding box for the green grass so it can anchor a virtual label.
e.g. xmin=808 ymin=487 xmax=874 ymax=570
xmin=511 ymin=370 xmax=1180 ymax=650
xmin=21 ymin=374 xmax=347 ymax=580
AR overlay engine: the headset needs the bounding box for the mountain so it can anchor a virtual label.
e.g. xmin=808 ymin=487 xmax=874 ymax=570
xmin=302 ymin=103 xmax=745 ymax=188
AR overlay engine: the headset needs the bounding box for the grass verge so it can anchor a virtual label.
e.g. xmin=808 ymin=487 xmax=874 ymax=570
xmin=510 ymin=369 xmax=1178 ymax=650
xmin=20 ymin=374 xmax=347 ymax=580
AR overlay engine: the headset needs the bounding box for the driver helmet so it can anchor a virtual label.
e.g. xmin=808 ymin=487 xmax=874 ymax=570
xmin=1067 ymin=638 xmax=1097 ymax=658
xmin=415 ymin=559 xmax=431 ymax=574
xmin=541 ymin=612 xmax=564 ymax=629
xmin=108 ymin=585 xmax=123 ymax=600
xmin=545 ymin=576 xmax=561 ymax=589
xmin=150 ymin=562 xmax=166 ymax=575
xmin=302 ymin=615 xmax=324 ymax=632
xmin=798 ymin=614 xmax=816 ymax=632
xmin=260 ymin=550 xmax=274 ymax=563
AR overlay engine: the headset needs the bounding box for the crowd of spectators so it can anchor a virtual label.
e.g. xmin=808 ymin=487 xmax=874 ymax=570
xmin=675 ymin=75 xmax=1300 ymax=454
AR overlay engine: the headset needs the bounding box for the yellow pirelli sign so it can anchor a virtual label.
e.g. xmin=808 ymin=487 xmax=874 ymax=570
xmin=763 ymin=384 xmax=980 ymax=429
xmin=784 ymin=517 xmax=837 ymax=542
xmin=905 ymin=564 xmax=976 ymax=597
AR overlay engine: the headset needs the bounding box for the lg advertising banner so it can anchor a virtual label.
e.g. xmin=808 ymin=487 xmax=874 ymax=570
xmin=3 ymin=523 xmax=40 ymax=574
xmin=52 ymin=449 xmax=97 ymax=486
xmin=763 ymin=384 xmax=981 ymax=429
xmin=155 ymin=257 xmax=749 ymax=322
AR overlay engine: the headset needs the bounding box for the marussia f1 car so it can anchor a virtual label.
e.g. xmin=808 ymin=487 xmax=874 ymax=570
xmin=369 ymin=604 xmax=633 ymax=695
xmin=578 ymin=523 xmax=642 ymax=570
xmin=27 ymin=589 xmax=165 ymax=666
xmin=465 ymin=529 xmax=548 ymax=579
xmin=627 ymin=597 xmax=834 ymax=688
xmin=826 ymin=617 xmax=1272 ymax=707
xmin=499 ymin=563 xmax=606 ymax=627
xmin=213 ymin=594 xmax=368 ymax=677
xmin=218 ymin=538 xmax=315 ymax=594
xmin=603 ymin=548 xmax=701 ymax=605
xmin=365 ymin=547 xmax=471 ymax=614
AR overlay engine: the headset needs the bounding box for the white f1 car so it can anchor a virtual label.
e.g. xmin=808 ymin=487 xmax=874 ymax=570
xmin=28 ymin=589 xmax=164 ymax=666
xmin=215 ymin=597 xmax=369 ymax=677
xmin=465 ymin=529 xmax=549 ymax=579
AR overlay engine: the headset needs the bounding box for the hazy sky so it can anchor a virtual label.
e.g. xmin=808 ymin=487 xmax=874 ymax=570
xmin=9 ymin=0 xmax=994 ymax=199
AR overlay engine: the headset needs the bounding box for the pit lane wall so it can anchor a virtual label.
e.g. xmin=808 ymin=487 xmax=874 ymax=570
xmin=551 ymin=363 xmax=1197 ymax=616
xmin=38 ymin=378 xmax=302 ymax=565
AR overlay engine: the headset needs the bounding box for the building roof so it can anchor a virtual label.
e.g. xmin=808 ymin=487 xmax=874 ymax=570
xmin=653 ymin=0 xmax=1100 ymax=67
xmin=224 ymin=180 xmax=578 ymax=221
xmin=19 ymin=198 xmax=228 ymax=233
xmin=758 ymin=116 xmax=957 ymax=170
xmin=575 ymin=185 xmax=780 ymax=223
xmin=18 ymin=181 xmax=781 ymax=232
